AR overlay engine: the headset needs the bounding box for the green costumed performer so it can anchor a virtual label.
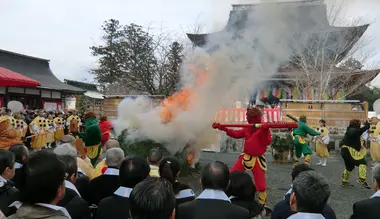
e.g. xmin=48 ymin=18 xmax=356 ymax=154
xmin=341 ymin=119 xmax=371 ymax=189
xmin=80 ymin=112 xmax=102 ymax=166
xmin=292 ymin=115 xmax=320 ymax=166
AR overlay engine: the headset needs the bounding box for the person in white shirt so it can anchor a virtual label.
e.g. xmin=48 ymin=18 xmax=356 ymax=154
xmin=288 ymin=171 xmax=330 ymax=219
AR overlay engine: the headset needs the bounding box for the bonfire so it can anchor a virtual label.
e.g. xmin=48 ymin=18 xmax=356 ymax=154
xmin=117 ymin=64 xmax=210 ymax=175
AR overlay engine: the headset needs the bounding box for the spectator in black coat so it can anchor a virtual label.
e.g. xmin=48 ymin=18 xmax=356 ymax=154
xmin=8 ymin=144 xmax=29 ymax=189
xmin=0 ymin=150 xmax=18 ymax=216
xmin=350 ymin=163 xmax=380 ymax=219
xmin=130 ymin=177 xmax=176 ymax=219
xmin=177 ymin=161 xmax=249 ymax=219
xmin=271 ymin=164 xmax=336 ymax=219
xmin=57 ymin=155 xmax=91 ymax=219
xmin=96 ymin=156 xmax=150 ymax=219
xmin=159 ymin=157 xmax=195 ymax=207
xmin=83 ymin=148 xmax=124 ymax=205
xmin=227 ymin=171 xmax=264 ymax=218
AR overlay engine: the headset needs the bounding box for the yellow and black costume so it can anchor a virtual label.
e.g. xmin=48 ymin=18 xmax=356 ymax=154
xmin=340 ymin=119 xmax=371 ymax=189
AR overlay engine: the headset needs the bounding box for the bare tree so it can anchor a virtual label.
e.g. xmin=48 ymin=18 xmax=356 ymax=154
xmin=278 ymin=2 xmax=378 ymax=100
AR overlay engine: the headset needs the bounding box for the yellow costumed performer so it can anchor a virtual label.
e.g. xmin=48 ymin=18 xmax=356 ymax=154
xmin=46 ymin=114 xmax=56 ymax=148
xmin=66 ymin=111 xmax=81 ymax=136
xmin=315 ymin=119 xmax=330 ymax=167
xmin=0 ymin=116 xmax=22 ymax=149
xmin=369 ymin=117 xmax=380 ymax=163
xmin=11 ymin=113 xmax=28 ymax=140
xmin=54 ymin=112 xmax=65 ymax=145
xmin=29 ymin=110 xmax=48 ymax=150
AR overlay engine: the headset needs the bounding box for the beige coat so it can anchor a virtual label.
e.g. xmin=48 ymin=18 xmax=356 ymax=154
xmin=8 ymin=204 xmax=69 ymax=219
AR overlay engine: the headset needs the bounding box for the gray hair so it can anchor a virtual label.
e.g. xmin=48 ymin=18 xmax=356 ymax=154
xmin=292 ymin=171 xmax=331 ymax=213
xmin=106 ymin=148 xmax=125 ymax=168
xmin=53 ymin=143 xmax=77 ymax=157
xmin=372 ymin=163 xmax=380 ymax=185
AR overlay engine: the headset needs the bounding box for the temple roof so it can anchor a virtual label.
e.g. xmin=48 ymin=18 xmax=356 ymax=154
xmin=0 ymin=49 xmax=83 ymax=93
xmin=64 ymin=79 xmax=99 ymax=92
xmin=187 ymin=1 xmax=369 ymax=64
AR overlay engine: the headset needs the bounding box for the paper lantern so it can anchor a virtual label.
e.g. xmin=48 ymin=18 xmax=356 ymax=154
xmin=373 ymin=99 xmax=380 ymax=115
xmin=7 ymin=101 xmax=24 ymax=113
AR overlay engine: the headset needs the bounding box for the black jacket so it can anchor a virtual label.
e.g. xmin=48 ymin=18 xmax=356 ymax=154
xmin=230 ymin=197 xmax=264 ymax=218
xmin=350 ymin=196 xmax=380 ymax=219
xmin=173 ymin=182 xmax=195 ymax=207
xmin=57 ymin=187 xmax=91 ymax=219
xmin=95 ymin=194 xmax=130 ymax=219
xmin=12 ymin=168 xmax=23 ymax=190
xmin=0 ymin=181 xmax=19 ymax=216
xmin=177 ymin=199 xmax=249 ymax=219
xmin=83 ymin=174 xmax=119 ymax=205
xmin=341 ymin=125 xmax=370 ymax=151
xmin=271 ymin=193 xmax=336 ymax=219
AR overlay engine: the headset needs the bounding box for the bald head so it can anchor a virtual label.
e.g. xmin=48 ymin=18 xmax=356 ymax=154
xmin=106 ymin=148 xmax=125 ymax=168
xmin=104 ymin=139 xmax=120 ymax=151
xmin=60 ymin=135 xmax=76 ymax=144
xmin=201 ymin=161 xmax=230 ymax=190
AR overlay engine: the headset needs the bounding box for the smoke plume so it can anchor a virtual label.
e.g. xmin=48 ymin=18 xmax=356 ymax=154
xmin=115 ymin=1 xmax=312 ymax=155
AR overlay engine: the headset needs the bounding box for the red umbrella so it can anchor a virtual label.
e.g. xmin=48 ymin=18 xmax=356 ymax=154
xmin=0 ymin=67 xmax=40 ymax=87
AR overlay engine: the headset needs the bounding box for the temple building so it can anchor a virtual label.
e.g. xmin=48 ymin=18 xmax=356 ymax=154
xmin=64 ymin=79 xmax=104 ymax=115
xmin=187 ymin=0 xmax=379 ymax=104
xmin=0 ymin=49 xmax=83 ymax=110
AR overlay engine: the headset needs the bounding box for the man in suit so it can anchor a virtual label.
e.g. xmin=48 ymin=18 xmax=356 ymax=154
xmin=96 ymin=156 xmax=150 ymax=219
xmin=350 ymin=163 xmax=380 ymax=219
xmin=130 ymin=177 xmax=176 ymax=219
xmin=84 ymin=148 xmax=124 ymax=205
xmin=0 ymin=150 xmax=18 ymax=217
xmin=8 ymin=144 xmax=29 ymax=190
xmin=57 ymin=155 xmax=91 ymax=219
xmin=271 ymin=164 xmax=336 ymax=219
xmin=53 ymin=142 xmax=91 ymax=196
xmin=288 ymin=171 xmax=331 ymax=219
xmin=177 ymin=161 xmax=249 ymax=219
xmin=8 ymin=151 xmax=70 ymax=219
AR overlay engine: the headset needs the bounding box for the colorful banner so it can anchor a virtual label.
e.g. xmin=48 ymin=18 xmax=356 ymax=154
xmin=260 ymin=88 xmax=269 ymax=100
xmin=272 ymin=87 xmax=282 ymax=99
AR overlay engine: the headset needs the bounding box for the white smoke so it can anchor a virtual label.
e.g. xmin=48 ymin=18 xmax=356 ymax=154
xmin=115 ymin=1 xmax=313 ymax=154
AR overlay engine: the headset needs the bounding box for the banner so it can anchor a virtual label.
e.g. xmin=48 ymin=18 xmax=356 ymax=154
xmin=42 ymin=100 xmax=62 ymax=111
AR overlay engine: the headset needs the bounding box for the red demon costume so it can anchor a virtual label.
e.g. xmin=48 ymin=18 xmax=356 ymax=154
xmin=212 ymin=107 xmax=272 ymax=208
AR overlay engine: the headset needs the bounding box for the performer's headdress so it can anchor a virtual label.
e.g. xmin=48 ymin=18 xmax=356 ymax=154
xmin=299 ymin=115 xmax=307 ymax=123
xmin=84 ymin=112 xmax=96 ymax=120
xmin=246 ymin=107 xmax=262 ymax=124
xmin=349 ymin=119 xmax=361 ymax=128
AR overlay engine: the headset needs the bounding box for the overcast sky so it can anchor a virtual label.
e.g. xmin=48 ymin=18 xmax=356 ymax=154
xmin=0 ymin=0 xmax=379 ymax=84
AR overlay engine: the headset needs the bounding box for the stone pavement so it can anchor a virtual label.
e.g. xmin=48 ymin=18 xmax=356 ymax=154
xmin=180 ymin=151 xmax=374 ymax=219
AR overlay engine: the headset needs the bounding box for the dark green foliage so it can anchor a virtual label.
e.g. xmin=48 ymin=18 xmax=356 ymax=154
xmin=348 ymin=86 xmax=380 ymax=111
xmin=271 ymin=134 xmax=293 ymax=151
xmin=118 ymin=129 xmax=201 ymax=176
xmin=90 ymin=19 xmax=184 ymax=96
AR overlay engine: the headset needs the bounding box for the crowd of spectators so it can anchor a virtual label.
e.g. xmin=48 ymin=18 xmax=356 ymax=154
xmin=1 ymin=137 xmax=380 ymax=219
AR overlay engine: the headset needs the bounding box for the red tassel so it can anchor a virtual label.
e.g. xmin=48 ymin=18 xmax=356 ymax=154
xmin=101 ymin=166 xmax=108 ymax=174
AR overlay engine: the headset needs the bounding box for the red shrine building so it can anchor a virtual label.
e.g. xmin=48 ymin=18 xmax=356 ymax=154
xmin=0 ymin=49 xmax=84 ymax=110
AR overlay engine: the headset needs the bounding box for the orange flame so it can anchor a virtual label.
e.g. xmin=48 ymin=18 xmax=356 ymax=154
xmin=159 ymin=65 xmax=208 ymax=123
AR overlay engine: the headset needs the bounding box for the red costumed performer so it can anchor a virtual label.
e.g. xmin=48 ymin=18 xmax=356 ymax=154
xmin=212 ymin=107 xmax=272 ymax=212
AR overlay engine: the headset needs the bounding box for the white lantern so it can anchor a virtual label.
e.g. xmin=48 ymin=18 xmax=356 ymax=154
xmin=373 ymin=99 xmax=380 ymax=115
xmin=7 ymin=101 xmax=24 ymax=113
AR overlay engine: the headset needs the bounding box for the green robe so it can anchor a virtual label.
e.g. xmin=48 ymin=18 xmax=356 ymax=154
xmin=293 ymin=121 xmax=320 ymax=157
xmin=80 ymin=117 xmax=101 ymax=146
xmin=80 ymin=117 xmax=102 ymax=165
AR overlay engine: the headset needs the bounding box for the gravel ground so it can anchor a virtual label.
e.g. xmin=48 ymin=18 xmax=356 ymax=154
xmin=179 ymin=151 xmax=374 ymax=219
